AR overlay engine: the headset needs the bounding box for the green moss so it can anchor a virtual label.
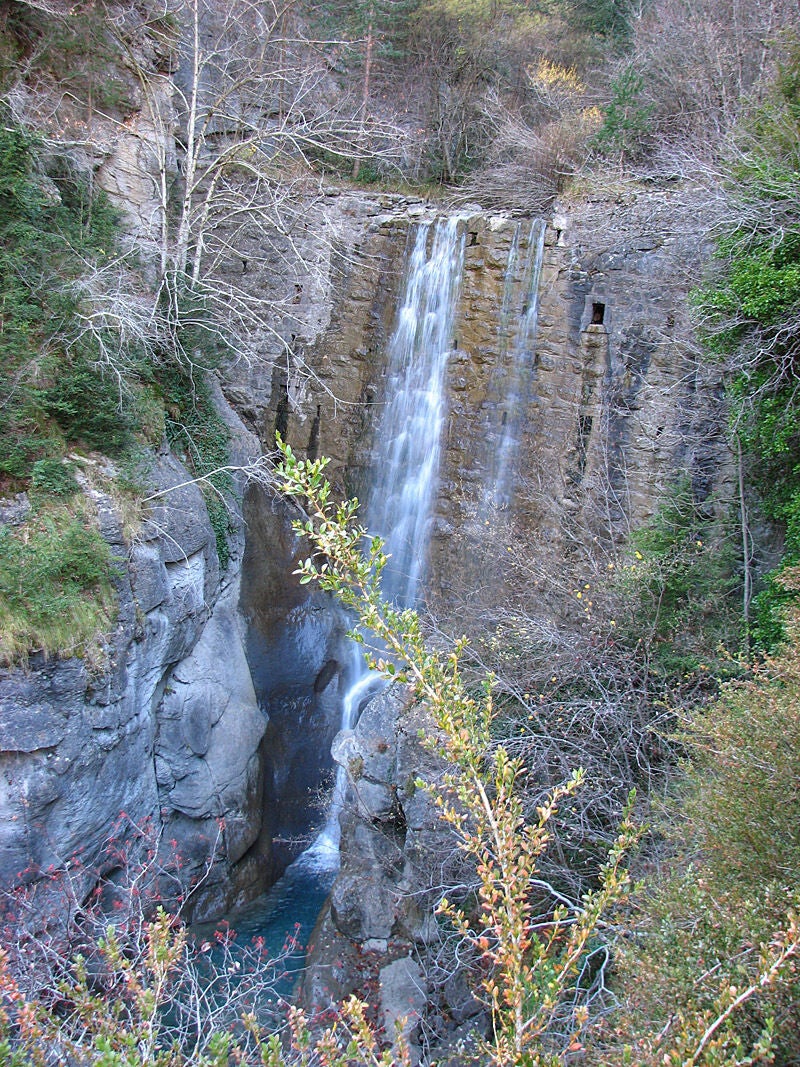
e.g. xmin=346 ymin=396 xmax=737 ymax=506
xmin=157 ymin=363 xmax=233 ymax=568
xmin=30 ymin=458 xmax=79 ymax=497
xmin=0 ymin=504 xmax=117 ymax=666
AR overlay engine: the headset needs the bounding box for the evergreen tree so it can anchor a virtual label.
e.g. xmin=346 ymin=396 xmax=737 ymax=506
xmin=592 ymin=66 xmax=653 ymax=165
xmin=312 ymin=0 xmax=418 ymax=178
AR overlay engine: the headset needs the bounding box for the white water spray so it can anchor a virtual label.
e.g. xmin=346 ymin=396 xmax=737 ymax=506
xmin=365 ymin=217 xmax=466 ymax=605
xmin=485 ymin=218 xmax=546 ymax=510
xmin=305 ymin=217 xmax=466 ymax=868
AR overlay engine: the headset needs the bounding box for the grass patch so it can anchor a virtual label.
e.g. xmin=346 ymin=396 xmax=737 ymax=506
xmin=0 ymin=502 xmax=118 ymax=667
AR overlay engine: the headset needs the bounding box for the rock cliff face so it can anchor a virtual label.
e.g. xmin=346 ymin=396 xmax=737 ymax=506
xmin=237 ymin=482 xmax=350 ymax=880
xmin=0 ymin=416 xmax=270 ymax=921
xmin=0 ymin=179 xmax=727 ymax=927
xmin=259 ymin=185 xmax=730 ymax=1052
xmin=263 ymin=185 xmax=728 ymax=623
xmin=299 ymin=688 xmax=457 ymax=1052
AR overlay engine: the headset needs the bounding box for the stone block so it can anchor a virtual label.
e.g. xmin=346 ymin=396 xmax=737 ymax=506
xmin=0 ymin=702 xmax=66 ymax=753
xmin=130 ymin=543 xmax=168 ymax=613
xmin=380 ymin=956 xmax=427 ymax=1052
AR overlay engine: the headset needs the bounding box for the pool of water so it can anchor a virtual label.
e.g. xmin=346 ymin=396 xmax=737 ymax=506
xmin=193 ymin=850 xmax=337 ymax=1009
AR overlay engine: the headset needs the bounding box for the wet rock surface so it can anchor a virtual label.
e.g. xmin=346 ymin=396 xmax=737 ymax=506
xmin=302 ymin=686 xmax=479 ymax=1060
xmin=262 ymin=188 xmax=728 ymax=628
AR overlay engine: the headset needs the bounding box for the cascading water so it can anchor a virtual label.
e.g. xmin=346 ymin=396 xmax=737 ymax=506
xmin=306 ymin=215 xmax=467 ymax=865
xmin=208 ymin=218 xmax=469 ymax=990
xmin=204 ymin=215 xmax=467 ymax=989
xmin=484 ymin=218 xmax=546 ymax=510
xmin=365 ymin=217 xmax=466 ymax=606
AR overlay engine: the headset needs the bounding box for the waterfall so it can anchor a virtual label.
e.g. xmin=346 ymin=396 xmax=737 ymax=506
xmin=365 ymin=217 xmax=466 ymax=606
xmin=485 ymin=218 xmax=546 ymax=510
xmin=304 ymin=216 xmax=466 ymax=867
xmin=218 ymin=213 xmax=539 ymax=963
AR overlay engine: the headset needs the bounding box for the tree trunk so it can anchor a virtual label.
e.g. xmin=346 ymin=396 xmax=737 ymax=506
xmin=352 ymin=20 xmax=374 ymax=180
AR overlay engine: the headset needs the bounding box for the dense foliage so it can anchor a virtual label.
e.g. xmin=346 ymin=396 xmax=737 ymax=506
xmin=0 ymin=120 xmax=125 ymax=485
xmin=619 ymin=479 xmax=742 ymax=674
xmin=695 ymin=46 xmax=800 ymax=646
xmin=611 ymin=579 xmax=800 ymax=1063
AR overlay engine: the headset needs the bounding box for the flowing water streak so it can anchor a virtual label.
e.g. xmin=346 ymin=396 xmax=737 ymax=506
xmin=480 ymin=219 xmax=521 ymax=504
xmin=487 ymin=218 xmax=547 ymax=509
xmin=365 ymin=216 xmax=467 ymax=606
xmin=497 ymin=221 xmax=523 ymax=362
xmin=305 ymin=216 xmax=467 ymax=867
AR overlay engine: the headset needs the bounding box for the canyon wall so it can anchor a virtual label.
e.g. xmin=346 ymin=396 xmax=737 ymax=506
xmin=0 ymin=179 xmax=728 ymax=922
xmin=0 ymin=439 xmax=271 ymax=920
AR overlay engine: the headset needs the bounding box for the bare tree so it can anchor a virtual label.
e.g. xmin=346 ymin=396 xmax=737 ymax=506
xmin=113 ymin=0 xmax=406 ymax=369
xmin=4 ymin=0 xmax=405 ymax=380
xmin=630 ymin=0 xmax=798 ymax=150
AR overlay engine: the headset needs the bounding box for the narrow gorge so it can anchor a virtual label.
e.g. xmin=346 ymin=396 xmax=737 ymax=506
xmin=3 ymin=0 xmax=799 ymax=1059
xmin=1 ymin=185 xmax=727 ymax=928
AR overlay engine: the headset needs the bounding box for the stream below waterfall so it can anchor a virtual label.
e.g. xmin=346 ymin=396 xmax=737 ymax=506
xmin=202 ymin=212 xmax=544 ymax=998
xmin=193 ymin=852 xmax=337 ymax=1009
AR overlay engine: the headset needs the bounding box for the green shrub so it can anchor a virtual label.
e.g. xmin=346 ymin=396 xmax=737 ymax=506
xmin=617 ymin=478 xmax=742 ymax=675
xmin=693 ymin=51 xmax=800 ymax=649
xmin=0 ymin=1 xmax=132 ymax=111
xmin=30 ymin=457 xmax=79 ymax=497
xmin=0 ymin=117 xmax=129 ymax=485
xmin=592 ymin=66 xmax=653 ymax=163
xmin=571 ymin=0 xmax=634 ymax=44
xmin=611 ymin=579 xmax=800 ymax=1062
xmin=40 ymin=354 xmax=133 ymax=455
xmin=157 ymin=363 xmax=233 ymax=568
xmin=0 ymin=505 xmax=117 ymax=666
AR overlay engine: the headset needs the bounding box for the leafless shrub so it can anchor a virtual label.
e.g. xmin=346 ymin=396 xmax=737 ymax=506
xmin=630 ymin=0 xmax=798 ymax=149
xmin=0 ymin=814 xmax=295 ymax=1061
xmin=454 ymin=101 xmax=601 ymax=213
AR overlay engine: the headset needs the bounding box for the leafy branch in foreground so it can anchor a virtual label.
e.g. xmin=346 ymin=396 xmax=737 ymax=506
xmin=0 ymin=917 xmax=408 ymax=1067
xmin=276 ymin=438 xmax=640 ymax=1066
